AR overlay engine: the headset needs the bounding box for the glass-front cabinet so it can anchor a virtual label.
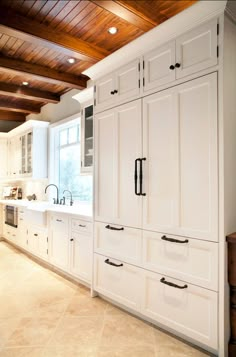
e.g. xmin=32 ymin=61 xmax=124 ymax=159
xmin=21 ymin=131 xmax=33 ymax=175
xmin=82 ymin=104 xmax=93 ymax=173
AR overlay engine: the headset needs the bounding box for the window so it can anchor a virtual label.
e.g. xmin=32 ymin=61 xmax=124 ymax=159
xmin=51 ymin=117 xmax=92 ymax=204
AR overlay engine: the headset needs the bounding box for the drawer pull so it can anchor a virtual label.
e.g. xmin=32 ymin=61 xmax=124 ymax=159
xmin=34 ymin=234 xmax=38 ymax=237
xmin=56 ymin=219 xmax=62 ymax=222
xmin=105 ymin=225 xmax=124 ymax=231
xmin=79 ymin=224 xmax=86 ymax=228
xmin=104 ymin=258 xmax=123 ymax=267
xmin=160 ymin=277 xmax=188 ymax=289
xmin=161 ymin=235 xmax=189 ymax=244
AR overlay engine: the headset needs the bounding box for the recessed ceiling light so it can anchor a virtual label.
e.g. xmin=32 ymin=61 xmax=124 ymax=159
xmin=22 ymin=81 xmax=29 ymax=86
xmin=67 ymin=58 xmax=75 ymax=64
xmin=108 ymin=27 xmax=118 ymax=35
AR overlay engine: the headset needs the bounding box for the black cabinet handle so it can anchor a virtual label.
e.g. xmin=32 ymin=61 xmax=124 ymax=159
xmin=161 ymin=235 xmax=189 ymax=244
xmin=70 ymin=238 xmax=74 ymax=241
xmin=169 ymin=65 xmax=175 ymax=70
xmin=113 ymin=89 xmax=118 ymax=94
xmin=105 ymin=224 xmax=124 ymax=231
xmin=56 ymin=219 xmax=62 ymax=222
xmin=134 ymin=158 xmax=141 ymax=196
xmin=160 ymin=277 xmax=188 ymax=289
xmin=79 ymin=224 xmax=86 ymax=228
xmin=175 ymin=63 xmax=181 ymax=68
xmin=140 ymin=158 xmax=146 ymax=196
xmin=34 ymin=234 xmax=38 ymax=237
xmin=110 ymin=90 xmax=114 ymax=95
xmin=105 ymin=258 xmax=123 ymax=267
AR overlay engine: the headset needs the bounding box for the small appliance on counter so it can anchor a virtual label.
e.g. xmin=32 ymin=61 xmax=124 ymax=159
xmin=2 ymin=186 xmax=22 ymax=200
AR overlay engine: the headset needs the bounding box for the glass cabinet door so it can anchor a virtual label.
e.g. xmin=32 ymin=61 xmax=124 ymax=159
xmin=27 ymin=132 xmax=32 ymax=174
xmin=82 ymin=104 xmax=93 ymax=172
xmin=21 ymin=135 xmax=26 ymax=174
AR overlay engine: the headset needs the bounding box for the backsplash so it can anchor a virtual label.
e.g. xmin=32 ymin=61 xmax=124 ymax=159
xmin=0 ymin=179 xmax=48 ymax=201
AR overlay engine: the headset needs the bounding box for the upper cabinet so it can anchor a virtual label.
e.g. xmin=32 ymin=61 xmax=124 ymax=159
xmin=94 ymin=59 xmax=140 ymax=113
xmin=143 ymin=18 xmax=218 ymax=93
xmin=0 ymin=120 xmax=49 ymax=180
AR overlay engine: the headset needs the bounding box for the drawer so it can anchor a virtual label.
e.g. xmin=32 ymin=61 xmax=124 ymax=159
xmin=143 ymin=231 xmax=218 ymax=291
xmin=94 ymin=222 xmax=142 ymax=265
xmin=141 ymin=270 xmax=218 ymax=349
xmin=71 ymin=219 xmax=92 ymax=234
xmin=94 ymin=253 xmax=142 ymax=312
xmin=51 ymin=214 xmax=68 ymax=233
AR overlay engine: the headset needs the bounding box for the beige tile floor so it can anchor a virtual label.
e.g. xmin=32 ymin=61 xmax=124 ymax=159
xmin=0 ymin=241 xmax=211 ymax=357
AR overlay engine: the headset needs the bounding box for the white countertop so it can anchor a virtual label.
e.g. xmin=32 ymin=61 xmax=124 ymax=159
xmin=0 ymin=199 xmax=93 ymax=218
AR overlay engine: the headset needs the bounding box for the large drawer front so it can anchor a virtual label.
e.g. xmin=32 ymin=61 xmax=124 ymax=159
xmin=94 ymin=222 xmax=142 ymax=265
xmin=143 ymin=231 xmax=218 ymax=291
xmin=141 ymin=270 xmax=218 ymax=349
xmin=94 ymin=253 xmax=142 ymax=312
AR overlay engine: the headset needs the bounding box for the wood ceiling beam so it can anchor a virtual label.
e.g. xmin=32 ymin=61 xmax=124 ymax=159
xmin=0 ymin=99 xmax=41 ymax=114
xmin=0 ymin=56 xmax=88 ymax=89
xmin=0 ymin=6 xmax=110 ymax=63
xmin=0 ymin=110 xmax=26 ymax=121
xmin=0 ymin=82 xmax=60 ymax=104
xmin=91 ymin=0 xmax=157 ymax=31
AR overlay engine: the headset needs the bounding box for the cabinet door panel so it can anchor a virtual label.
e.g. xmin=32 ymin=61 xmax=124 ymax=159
xmin=95 ymin=73 xmax=115 ymax=113
xmin=50 ymin=231 xmax=69 ymax=271
xmin=178 ymin=73 xmax=218 ymax=241
xmin=176 ymin=19 xmax=218 ymax=79
xmin=143 ymin=88 xmax=179 ymax=232
xmin=141 ymin=271 xmax=218 ymax=349
xmin=95 ymin=110 xmax=116 ymax=222
xmin=143 ymin=41 xmax=175 ymax=92
xmin=115 ymin=100 xmax=142 ymax=227
xmin=70 ymin=231 xmax=92 ymax=282
xmin=116 ymin=59 xmax=140 ymax=104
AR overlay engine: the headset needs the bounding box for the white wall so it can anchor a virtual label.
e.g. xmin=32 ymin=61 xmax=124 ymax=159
xmin=27 ymin=89 xmax=82 ymax=124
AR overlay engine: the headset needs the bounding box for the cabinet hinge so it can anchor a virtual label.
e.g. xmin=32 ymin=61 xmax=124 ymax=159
xmin=94 ymin=98 xmax=96 ymax=106
xmin=94 ymin=85 xmax=96 ymax=93
xmin=47 ymin=249 xmax=48 ymax=255
xmin=27 ymin=229 xmax=28 ymax=235
xmin=26 ymin=239 xmax=28 ymax=244
xmin=138 ymin=62 xmax=140 ymax=72
xmin=47 ymin=237 xmax=48 ymax=243
xmin=217 ymin=45 xmax=219 ymax=58
xmin=217 ymin=23 xmax=219 ymax=35
xmin=143 ymin=60 xmax=145 ymax=70
xmin=138 ymin=79 xmax=140 ymax=88
xmin=143 ymin=77 xmax=145 ymax=87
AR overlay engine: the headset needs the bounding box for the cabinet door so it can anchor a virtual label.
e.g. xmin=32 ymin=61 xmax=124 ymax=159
xmin=116 ymin=59 xmax=140 ymax=105
xmin=27 ymin=227 xmax=38 ymax=253
xmin=70 ymin=231 xmax=92 ymax=282
xmin=141 ymin=271 xmax=218 ymax=349
xmin=177 ymin=73 xmax=218 ymax=241
xmin=95 ymin=100 xmax=142 ymax=228
xmin=176 ymin=18 xmax=218 ymax=79
xmin=49 ymin=215 xmax=69 ymax=271
xmin=81 ymin=104 xmax=93 ymax=173
xmin=26 ymin=131 xmax=33 ymax=174
xmin=143 ymin=41 xmax=176 ymax=92
xmin=0 ymin=139 xmax=8 ymax=178
xmin=95 ymin=73 xmax=115 ymax=113
xmin=143 ymin=88 xmax=179 ymax=232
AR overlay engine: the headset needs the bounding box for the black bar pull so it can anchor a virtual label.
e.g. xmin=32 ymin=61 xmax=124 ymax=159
xmin=160 ymin=277 xmax=188 ymax=289
xmin=79 ymin=224 xmax=86 ymax=227
xmin=105 ymin=258 xmax=123 ymax=267
xmin=161 ymin=235 xmax=189 ymax=244
xmin=105 ymin=225 xmax=124 ymax=231
xmin=140 ymin=158 xmax=146 ymax=196
xmin=135 ymin=158 xmax=141 ymax=196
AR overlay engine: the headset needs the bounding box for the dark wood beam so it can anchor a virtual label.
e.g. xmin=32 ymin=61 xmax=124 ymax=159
xmin=0 ymin=56 xmax=88 ymax=89
xmin=0 ymin=6 xmax=110 ymax=63
xmin=91 ymin=0 xmax=157 ymax=31
xmin=0 ymin=110 xmax=26 ymax=121
xmin=0 ymin=99 xmax=41 ymax=114
xmin=0 ymin=82 xmax=60 ymax=104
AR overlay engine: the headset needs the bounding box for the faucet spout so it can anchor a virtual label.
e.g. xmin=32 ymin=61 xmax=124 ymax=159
xmin=45 ymin=184 xmax=59 ymax=204
xmin=63 ymin=190 xmax=73 ymax=206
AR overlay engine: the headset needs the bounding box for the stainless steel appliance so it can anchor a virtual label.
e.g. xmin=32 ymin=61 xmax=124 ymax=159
xmin=5 ymin=205 xmax=18 ymax=228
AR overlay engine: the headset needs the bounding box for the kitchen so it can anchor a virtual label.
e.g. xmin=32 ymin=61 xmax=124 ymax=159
xmin=0 ymin=1 xmax=236 ymax=356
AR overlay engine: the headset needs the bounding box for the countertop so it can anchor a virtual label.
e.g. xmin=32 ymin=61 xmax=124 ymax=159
xmin=0 ymin=199 xmax=93 ymax=218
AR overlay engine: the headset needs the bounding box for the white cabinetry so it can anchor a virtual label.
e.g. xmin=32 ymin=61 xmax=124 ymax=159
xmin=0 ymin=136 xmax=8 ymax=179
xmin=49 ymin=213 xmax=70 ymax=271
xmin=95 ymin=59 xmax=140 ymax=113
xmin=27 ymin=225 xmax=48 ymax=260
xmin=95 ymin=100 xmax=142 ymax=228
xmin=143 ymin=18 xmax=218 ymax=93
xmin=70 ymin=218 xmax=92 ymax=282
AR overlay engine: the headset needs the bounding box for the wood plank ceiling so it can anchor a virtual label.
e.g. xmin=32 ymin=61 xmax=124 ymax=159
xmin=0 ymin=0 xmax=197 ymax=132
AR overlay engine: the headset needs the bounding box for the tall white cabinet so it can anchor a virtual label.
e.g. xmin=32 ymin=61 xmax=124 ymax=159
xmin=93 ymin=9 xmax=236 ymax=355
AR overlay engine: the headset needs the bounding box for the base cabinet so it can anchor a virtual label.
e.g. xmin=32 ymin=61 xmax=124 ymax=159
xmin=70 ymin=229 xmax=92 ymax=282
xmin=27 ymin=225 xmax=48 ymax=260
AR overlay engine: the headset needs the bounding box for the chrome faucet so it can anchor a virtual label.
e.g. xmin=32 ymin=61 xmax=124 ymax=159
xmin=45 ymin=184 xmax=59 ymax=204
xmin=63 ymin=190 xmax=73 ymax=206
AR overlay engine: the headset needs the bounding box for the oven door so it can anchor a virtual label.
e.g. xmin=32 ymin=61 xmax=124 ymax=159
xmin=5 ymin=205 xmax=18 ymax=228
